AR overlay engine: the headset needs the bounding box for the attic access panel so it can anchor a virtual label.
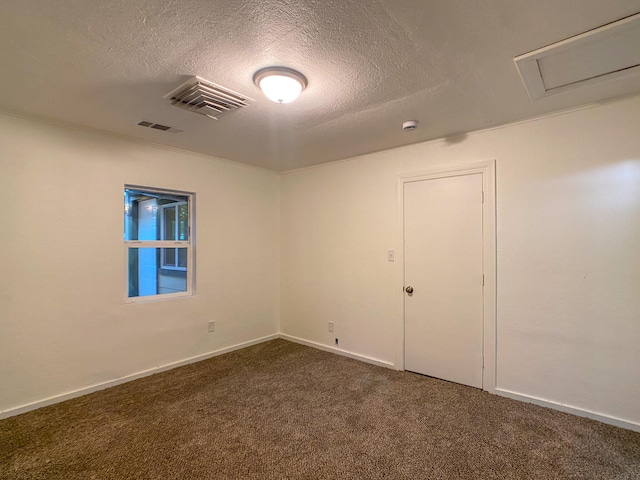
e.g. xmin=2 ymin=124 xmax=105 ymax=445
xmin=515 ymin=13 xmax=640 ymax=100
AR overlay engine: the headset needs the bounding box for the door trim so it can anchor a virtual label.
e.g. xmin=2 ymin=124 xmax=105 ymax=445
xmin=394 ymin=160 xmax=497 ymax=393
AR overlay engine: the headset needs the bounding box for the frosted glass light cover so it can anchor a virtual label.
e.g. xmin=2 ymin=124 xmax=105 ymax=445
xmin=259 ymin=75 xmax=303 ymax=103
xmin=254 ymin=67 xmax=307 ymax=104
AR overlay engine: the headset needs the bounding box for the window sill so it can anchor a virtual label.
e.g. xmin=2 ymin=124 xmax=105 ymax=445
xmin=124 ymin=291 xmax=192 ymax=304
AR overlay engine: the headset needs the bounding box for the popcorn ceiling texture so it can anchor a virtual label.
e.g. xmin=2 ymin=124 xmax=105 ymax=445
xmin=0 ymin=1 xmax=639 ymax=170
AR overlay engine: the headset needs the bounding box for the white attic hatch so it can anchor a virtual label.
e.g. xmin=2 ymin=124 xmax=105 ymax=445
xmin=515 ymin=12 xmax=640 ymax=100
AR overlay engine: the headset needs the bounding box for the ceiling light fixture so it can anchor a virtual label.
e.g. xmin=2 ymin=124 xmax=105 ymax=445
xmin=253 ymin=67 xmax=307 ymax=104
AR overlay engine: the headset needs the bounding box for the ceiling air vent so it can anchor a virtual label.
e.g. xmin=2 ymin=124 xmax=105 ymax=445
xmin=137 ymin=120 xmax=183 ymax=133
xmin=164 ymin=76 xmax=253 ymax=120
xmin=515 ymin=12 xmax=640 ymax=100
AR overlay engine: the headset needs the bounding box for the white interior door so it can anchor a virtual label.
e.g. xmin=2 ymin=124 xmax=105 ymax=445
xmin=404 ymin=173 xmax=484 ymax=388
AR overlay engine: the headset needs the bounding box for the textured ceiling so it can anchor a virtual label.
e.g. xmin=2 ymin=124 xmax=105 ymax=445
xmin=1 ymin=1 xmax=639 ymax=171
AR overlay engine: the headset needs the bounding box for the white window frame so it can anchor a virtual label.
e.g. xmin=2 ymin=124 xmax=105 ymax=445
xmin=124 ymin=185 xmax=194 ymax=303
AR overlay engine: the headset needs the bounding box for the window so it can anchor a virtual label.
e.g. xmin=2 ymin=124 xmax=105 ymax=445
xmin=124 ymin=186 xmax=194 ymax=300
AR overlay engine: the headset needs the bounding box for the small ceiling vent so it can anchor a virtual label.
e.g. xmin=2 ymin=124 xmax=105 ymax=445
xmin=515 ymin=13 xmax=640 ymax=100
xmin=137 ymin=120 xmax=183 ymax=133
xmin=164 ymin=76 xmax=253 ymax=120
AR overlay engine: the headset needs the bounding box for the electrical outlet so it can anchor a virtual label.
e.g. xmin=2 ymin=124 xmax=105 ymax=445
xmin=328 ymin=321 xmax=334 ymax=332
xmin=208 ymin=321 xmax=215 ymax=333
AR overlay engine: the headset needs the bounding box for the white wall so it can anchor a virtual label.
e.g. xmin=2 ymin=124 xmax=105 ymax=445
xmin=280 ymin=95 xmax=640 ymax=428
xmin=2 ymin=96 xmax=639 ymax=430
xmin=0 ymin=113 xmax=280 ymax=414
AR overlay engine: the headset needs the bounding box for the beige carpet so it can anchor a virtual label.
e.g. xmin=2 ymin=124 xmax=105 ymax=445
xmin=1 ymin=339 xmax=639 ymax=479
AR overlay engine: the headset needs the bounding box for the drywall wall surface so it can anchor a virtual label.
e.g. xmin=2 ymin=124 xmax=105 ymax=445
xmin=0 ymin=114 xmax=280 ymax=413
xmin=280 ymin=158 xmax=398 ymax=362
xmin=280 ymin=96 xmax=640 ymax=426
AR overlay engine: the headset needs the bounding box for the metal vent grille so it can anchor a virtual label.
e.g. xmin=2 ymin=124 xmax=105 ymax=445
xmin=164 ymin=76 xmax=253 ymax=120
xmin=137 ymin=120 xmax=183 ymax=134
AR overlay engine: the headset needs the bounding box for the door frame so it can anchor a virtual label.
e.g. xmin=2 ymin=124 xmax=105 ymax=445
xmin=394 ymin=160 xmax=497 ymax=393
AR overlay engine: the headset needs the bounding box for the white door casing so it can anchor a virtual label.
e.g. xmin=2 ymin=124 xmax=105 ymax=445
xmin=394 ymin=160 xmax=496 ymax=393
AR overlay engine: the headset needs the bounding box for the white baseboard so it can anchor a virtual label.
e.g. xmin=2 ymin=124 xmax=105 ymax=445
xmin=279 ymin=334 xmax=395 ymax=370
xmin=495 ymin=387 xmax=640 ymax=433
xmin=0 ymin=334 xmax=279 ymax=420
xmin=5 ymin=335 xmax=637 ymax=434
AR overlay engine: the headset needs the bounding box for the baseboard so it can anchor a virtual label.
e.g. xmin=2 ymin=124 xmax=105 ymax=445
xmin=495 ymin=388 xmax=640 ymax=433
xmin=0 ymin=334 xmax=280 ymax=420
xmin=279 ymin=334 xmax=394 ymax=370
xmin=6 ymin=335 xmax=636 ymax=434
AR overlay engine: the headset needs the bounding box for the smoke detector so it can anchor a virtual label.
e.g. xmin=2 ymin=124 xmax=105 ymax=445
xmin=402 ymin=120 xmax=419 ymax=131
xmin=164 ymin=76 xmax=253 ymax=120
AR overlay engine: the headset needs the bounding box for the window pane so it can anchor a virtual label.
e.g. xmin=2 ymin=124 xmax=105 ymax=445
xmin=124 ymin=190 xmax=136 ymax=240
xmin=124 ymin=188 xmax=188 ymax=241
xmin=128 ymin=248 xmax=187 ymax=297
xmin=163 ymin=247 xmax=176 ymax=267
xmin=163 ymin=206 xmax=176 ymax=240
xmin=178 ymin=248 xmax=187 ymax=268
xmin=127 ymin=248 xmax=140 ymax=297
xmin=124 ymin=198 xmax=158 ymax=241
xmin=128 ymin=248 xmax=159 ymax=297
xmin=178 ymin=204 xmax=188 ymax=240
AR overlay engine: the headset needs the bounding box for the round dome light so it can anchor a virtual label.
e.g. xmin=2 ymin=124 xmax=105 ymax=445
xmin=253 ymin=67 xmax=308 ymax=104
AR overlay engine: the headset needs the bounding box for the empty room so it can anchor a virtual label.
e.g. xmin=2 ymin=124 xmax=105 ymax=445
xmin=1 ymin=1 xmax=639 ymax=479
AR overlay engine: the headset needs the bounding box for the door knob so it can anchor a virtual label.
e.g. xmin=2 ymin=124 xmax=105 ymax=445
xmin=405 ymin=286 xmax=414 ymax=294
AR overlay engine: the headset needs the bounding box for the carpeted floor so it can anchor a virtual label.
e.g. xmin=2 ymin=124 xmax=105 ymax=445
xmin=1 ymin=339 xmax=639 ymax=479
